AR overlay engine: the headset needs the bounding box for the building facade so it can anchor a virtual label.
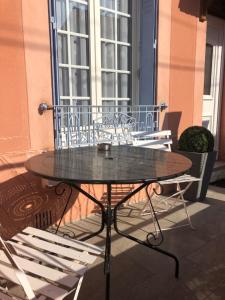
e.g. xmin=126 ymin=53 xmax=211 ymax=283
xmin=0 ymin=0 xmax=225 ymax=227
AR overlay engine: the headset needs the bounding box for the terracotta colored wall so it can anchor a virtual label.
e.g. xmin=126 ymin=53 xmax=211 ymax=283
xmin=0 ymin=0 xmax=56 ymax=233
xmin=22 ymin=0 xmax=54 ymax=150
xmin=0 ymin=0 xmax=54 ymax=153
xmin=0 ymin=0 xmax=30 ymax=152
xmin=158 ymin=0 xmax=206 ymax=141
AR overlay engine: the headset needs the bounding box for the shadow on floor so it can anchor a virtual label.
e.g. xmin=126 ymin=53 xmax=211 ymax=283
xmin=62 ymin=185 xmax=225 ymax=300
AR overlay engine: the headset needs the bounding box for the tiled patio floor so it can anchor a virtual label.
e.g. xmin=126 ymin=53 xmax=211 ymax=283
xmin=61 ymin=185 xmax=225 ymax=300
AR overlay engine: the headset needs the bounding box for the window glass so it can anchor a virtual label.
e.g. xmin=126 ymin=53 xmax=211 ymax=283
xmin=117 ymin=16 xmax=130 ymax=43
xmin=204 ymin=43 xmax=213 ymax=95
xmin=56 ymin=0 xmax=67 ymax=30
xmin=117 ymin=0 xmax=131 ymax=14
xmin=58 ymin=34 xmax=68 ymax=64
xmin=72 ymin=69 xmax=89 ymax=97
xmin=118 ymin=45 xmax=130 ymax=70
xmin=69 ymin=2 xmax=88 ymax=34
xmin=101 ymin=42 xmax=115 ymax=69
xmin=70 ymin=36 xmax=89 ymax=66
xmin=59 ymin=67 xmax=69 ymax=96
xmin=100 ymin=0 xmax=115 ymax=9
xmin=101 ymin=12 xmax=115 ymax=40
xmin=102 ymin=72 xmax=115 ymax=97
xmin=118 ymin=74 xmax=130 ymax=98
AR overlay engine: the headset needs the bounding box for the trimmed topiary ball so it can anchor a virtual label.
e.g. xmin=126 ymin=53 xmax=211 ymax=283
xmin=178 ymin=126 xmax=214 ymax=153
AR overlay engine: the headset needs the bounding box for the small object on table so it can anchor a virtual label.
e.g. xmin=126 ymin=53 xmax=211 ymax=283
xmin=97 ymin=143 xmax=111 ymax=151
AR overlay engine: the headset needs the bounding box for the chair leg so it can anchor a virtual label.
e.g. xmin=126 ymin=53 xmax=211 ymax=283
xmin=73 ymin=276 xmax=84 ymax=300
xmin=140 ymin=181 xmax=195 ymax=232
xmin=140 ymin=184 xmax=155 ymax=216
xmin=177 ymin=183 xmax=195 ymax=230
xmin=141 ymin=185 xmax=160 ymax=236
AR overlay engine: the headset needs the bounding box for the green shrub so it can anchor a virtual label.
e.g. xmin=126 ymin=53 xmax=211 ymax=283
xmin=178 ymin=126 xmax=214 ymax=153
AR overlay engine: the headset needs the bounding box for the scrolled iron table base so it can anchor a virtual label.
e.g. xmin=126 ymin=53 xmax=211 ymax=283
xmin=56 ymin=180 xmax=179 ymax=300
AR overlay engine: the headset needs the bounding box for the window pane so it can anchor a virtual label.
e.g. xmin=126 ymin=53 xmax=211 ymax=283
xmin=60 ymin=99 xmax=70 ymax=127
xmin=102 ymin=101 xmax=116 ymax=113
xmin=101 ymin=42 xmax=115 ymax=69
xmin=117 ymin=0 xmax=131 ymax=14
xmin=73 ymin=100 xmax=90 ymax=125
xmin=61 ymin=99 xmax=70 ymax=106
xmin=202 ymin=118 xmax=211 ymax=130
xmin=69 ymin=2 xmax=88 ymax=34
xmin=101 ymin=12 xmax=115 ymax=40
xmin=56 ymin=0 xmax=67 ymax=30
xmin=118 ymin=74 xmax=129 ymax=98
xmin=118 ymin=45 xmax=130 ymax=70
xmin=70 ymin=36 xmax=89 ymax=66
xmin=117 ymin=16 xmax=130 ymax=43
xmin=101 ymin=0 xmax=115 ymax=9
xmin=204 ymin=43 xmax=213 ymax=95
xmin=59 ymin=67 xmax=69 ymax=96
xmin=118 ymin=100 xmax=129 ymax=113
xmin=73 ymin=100 xmax=90 ymax=106
xmin=58 ymin=34 xmax=68 ymax=64
xmin=72 ymin=69 xmax=89 ymax=96
xmin=102 ymin=72 xmax=115 ymax=97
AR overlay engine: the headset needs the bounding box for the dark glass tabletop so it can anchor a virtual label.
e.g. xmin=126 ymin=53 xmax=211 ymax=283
xmin=25 ymin=146 xmax=192 ymax=184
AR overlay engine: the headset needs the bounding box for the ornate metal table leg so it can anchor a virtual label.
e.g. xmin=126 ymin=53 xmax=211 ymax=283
xmin=54 ymin=182 xmax=73 ymax=235
xmin=105 ymin=184 xmax=112 ymax=300
xmin=114 ymin=181 xmax=180 ymax=279
xmin=69 ymin=182 xmax=106 ymax=241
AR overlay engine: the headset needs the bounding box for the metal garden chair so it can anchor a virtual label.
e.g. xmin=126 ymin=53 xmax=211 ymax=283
xmin=132 ymin=130 xmax=200 ymax=230
xmin=0 ymin=224 xmax=103 ymax=299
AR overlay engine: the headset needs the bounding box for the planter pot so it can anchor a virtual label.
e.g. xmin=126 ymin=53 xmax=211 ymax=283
xmin=175 ymin=150 xmax=217 ymax=201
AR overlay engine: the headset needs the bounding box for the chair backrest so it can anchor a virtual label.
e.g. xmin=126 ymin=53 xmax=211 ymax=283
xmin=93 ymin=113 xmax=136 ymax=144
xmin=132 ymin=130 xmax=172 ymax=151
xmin=0 ymin=225 xmax=37 ymax=299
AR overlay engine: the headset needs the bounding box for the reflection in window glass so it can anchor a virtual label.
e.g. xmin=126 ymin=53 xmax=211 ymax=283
xmin=118 ymin=74 xmax=129 ymax=98
xmin=102 ymin=101 xmax=116 ymax=113
xmin=101 ymin=42 xmax=115 ymax=69
xmin=118 ymin=45 xmax=130 ymax=70
xmin=102 ymin=72 xmax=115 ymax=97
xmin=70 ymin=36 xmax=89 ymax=66
xmin=72 ymin=69 xmax=89 ymax=96
xmin=56 ymin=0 xmax=67 ymax=30
xmin=59 ymin=68 xmax=69 ymax=96
xmin=118 ymin=100 xmax=129 ymax=113
xmin=202 ymin=119 xmax=210 ymax=129
xmin=204 ymin=44 xmax=213 ymax=95
xmin=117 ymin=16 xmax=130 ymax=43
xmin=69 ymin=2 xmax=88 ymax=34
xmin=101 ymin=12 xmax=115 ymax=40
xmin=100 ymin=0 xmax=115 ymax=9
xmin=117 ymin=0 xmax=131 ymax=14
xmin=61 ymin=99 xmax=70 ymax=127
xmin=58 ymin=34 xmax=68 ymax=64
xmin=72 ymin=100 xmax=90 ymax=125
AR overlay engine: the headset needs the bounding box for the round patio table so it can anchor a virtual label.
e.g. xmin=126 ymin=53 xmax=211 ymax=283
xmin=25 ymin=145 xmax=191 ymax=300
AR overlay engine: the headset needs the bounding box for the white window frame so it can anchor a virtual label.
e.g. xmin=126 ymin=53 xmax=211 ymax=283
xmin=54 ymin=0 xmax=140 ymax=106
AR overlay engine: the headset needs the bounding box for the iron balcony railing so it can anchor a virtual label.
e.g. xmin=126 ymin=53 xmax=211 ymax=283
xmin=39 ymin=103 xmax=168 ymax=149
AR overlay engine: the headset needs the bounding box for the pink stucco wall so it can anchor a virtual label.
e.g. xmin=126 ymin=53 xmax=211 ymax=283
xmin=157 ymin=0 xmax=206 ymax=142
